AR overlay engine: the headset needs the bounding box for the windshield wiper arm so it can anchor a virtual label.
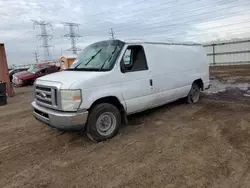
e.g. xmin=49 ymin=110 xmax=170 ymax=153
xmin=74 ymin=49 xmax=102 ymax=69
xmin=84 ymin=49 xmax=102 ymax=66
xmin=85 ymin=48 xmax=102 ymax=66
xmin=99 ymin=45 xmax=118 ymax=70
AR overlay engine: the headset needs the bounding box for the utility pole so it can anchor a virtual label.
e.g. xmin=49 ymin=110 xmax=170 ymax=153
xmin=62 ymin=22 xmax=81 ymax=55
xmin=109 ymin=28 xmax=115 ymax=39
xmin=33 ymin=51 xmax=39 ymax=63
xmin=32 ymin=20 xmax=53 ymax=60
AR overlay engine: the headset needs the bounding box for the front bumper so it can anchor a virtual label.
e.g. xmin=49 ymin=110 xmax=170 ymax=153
xmin=32 ymin=101 xmax=88 ymax=131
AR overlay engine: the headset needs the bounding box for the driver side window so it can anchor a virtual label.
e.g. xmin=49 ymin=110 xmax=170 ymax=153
xmin=121 ymin=45 xmax=148 ymax=72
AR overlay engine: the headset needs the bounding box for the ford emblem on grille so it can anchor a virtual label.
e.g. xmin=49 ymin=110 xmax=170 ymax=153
xmin=40 ymin=92 xmax=47 ymax=99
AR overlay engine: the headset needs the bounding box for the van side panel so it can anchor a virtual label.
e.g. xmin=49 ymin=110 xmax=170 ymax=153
xmin=72 ymin=42 xmax=209 ymax=114
xmin=143 ymin=43 xmax=209 ymax=107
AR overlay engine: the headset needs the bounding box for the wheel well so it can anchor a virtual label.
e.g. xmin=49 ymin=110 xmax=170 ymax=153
xmin=193 ymin=79 xmax=204 ymax=90
xmin=89 ymin=96 xmax=127 ymax=124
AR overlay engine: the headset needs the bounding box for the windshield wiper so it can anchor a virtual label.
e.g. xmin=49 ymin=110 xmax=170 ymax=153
xmin=74 ymin=49 xmax=102 ymax=69
xmin=84 ymin=49 xmax=102 ymax=66
xmin=99 ymin=45 xmax=118 ymax=70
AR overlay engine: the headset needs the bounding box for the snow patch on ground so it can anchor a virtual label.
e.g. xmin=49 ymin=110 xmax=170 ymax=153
xmin=243 ymin=94 xmax=250 ymax=97
xmin=204 ymin=80 xmax=250 ymax=95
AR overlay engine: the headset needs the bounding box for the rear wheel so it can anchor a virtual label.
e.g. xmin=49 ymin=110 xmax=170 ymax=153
xmin=187 ymin=83 xmax=200 ymax=104
xmin=86 ymin=103 xmax=121 ymax=142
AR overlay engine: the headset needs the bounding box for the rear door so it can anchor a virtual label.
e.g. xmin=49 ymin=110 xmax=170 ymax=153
xmin=120 ymin=45 xmax=153 ymax=114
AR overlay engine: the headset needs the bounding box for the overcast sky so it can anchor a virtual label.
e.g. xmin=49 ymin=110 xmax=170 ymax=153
xmin=1 ymin=0 xmax=250 ymax=66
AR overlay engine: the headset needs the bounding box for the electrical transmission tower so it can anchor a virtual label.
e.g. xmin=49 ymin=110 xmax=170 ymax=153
xmin=109 ymin=28 xmax=115 ymax=39
xmin=62 ymin=22 xmax=82 ymax=55
xmin=32 ymin=20 xmax=53 ymax=60
xmin=33 ymin=51 xmax=39 ymax=63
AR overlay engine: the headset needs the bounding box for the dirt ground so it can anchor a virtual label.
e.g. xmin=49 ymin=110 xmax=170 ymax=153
xmin=1 ymin=65 xmax=250 ymax=188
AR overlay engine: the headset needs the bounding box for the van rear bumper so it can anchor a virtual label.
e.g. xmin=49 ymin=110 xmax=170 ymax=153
xmin=32 ymin=101 xmax=88 ymax=131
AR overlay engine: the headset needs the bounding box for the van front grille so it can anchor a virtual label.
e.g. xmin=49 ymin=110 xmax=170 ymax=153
xmin=35 ymin=85 xmax=58 ymax=109
xmin=36 ymin=86 xmax=51 ymax=92
xmin=36 ymin=97 xmax=52 ymax=105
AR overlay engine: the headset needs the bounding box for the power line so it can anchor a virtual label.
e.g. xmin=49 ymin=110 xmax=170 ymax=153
xmin=179 ymin=28 xmax=250 ymax=42
xmin=32 ymin=20 xmax=53 ymax=60
xmin=3 ymin=29 xmax=34 ymax=43
xmin=89 ymin=0 xmax=151 ymax=17
xmin=80 ymin=0 xmax=236 ymax=36
xmin=81 ymin=2 xmax=250 ymax=38
xmin=122 ymin=27 xmax=250 ymax=44
xmin=113 ymin=0 xmax=215 ymax=21
xmin=79 ymin=20 xmax=250 ymax=45
xmin=138 ymin=21 xmax=250 ymax=42
xmin=115 ymin=10 xmax=250 ymax=38
xmin=139 ymin=18 xmax=250 ymax=39
xmin=6 ymin=0 xmax=245 ymax=40
xmin=87 ymin=0 xmax=196 ymax=25
xmin=80 ymin=0 xmax=228 ymax=33
xmin=62 ymin=22 xmax=82 ymax=55
xmin=5 ymin=0 xmax=249 ymax=52
xmin=65 ymin=0 xmax=198 ymax=36
xmin=114 ymin=0 xmax=237 ymax=32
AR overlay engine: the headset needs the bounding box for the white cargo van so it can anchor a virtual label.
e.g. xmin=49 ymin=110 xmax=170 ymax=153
xmin=32 ymin=40 xmax=210 ymax=141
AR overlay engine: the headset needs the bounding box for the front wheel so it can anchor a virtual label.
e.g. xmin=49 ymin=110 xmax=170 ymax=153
xmin=86 ymin=103 xmax=121 ymax=142
xmin=186 ymin=83 xmax=200 ymax=104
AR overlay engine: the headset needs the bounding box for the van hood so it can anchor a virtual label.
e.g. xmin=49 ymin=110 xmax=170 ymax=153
xmin=37 ymin=70 xmax=109 ymax=89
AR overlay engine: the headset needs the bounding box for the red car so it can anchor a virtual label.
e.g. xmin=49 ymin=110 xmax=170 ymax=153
xmin=13 ymin=63 xmax=59 ymax=86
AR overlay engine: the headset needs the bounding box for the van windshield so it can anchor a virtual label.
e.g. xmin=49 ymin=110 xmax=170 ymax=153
xmin=68 ymin=40 xmax=124 ymax=71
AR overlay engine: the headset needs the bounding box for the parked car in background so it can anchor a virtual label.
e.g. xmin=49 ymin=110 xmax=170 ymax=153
xmin=32 ymin=39 xmax=210 ymax=142
xmin=9 ymin=68 xmax=28 ymax=82
xmin=13 ymin=63 xmax=59 ymax=87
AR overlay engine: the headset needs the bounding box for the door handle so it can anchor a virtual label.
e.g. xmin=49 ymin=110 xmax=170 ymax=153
xmin=149 ymin=79 xmax=153 ymax=86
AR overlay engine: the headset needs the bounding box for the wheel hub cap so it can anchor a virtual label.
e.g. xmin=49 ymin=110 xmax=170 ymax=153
xmin=96 ymin=112 xmax=116 ymax=136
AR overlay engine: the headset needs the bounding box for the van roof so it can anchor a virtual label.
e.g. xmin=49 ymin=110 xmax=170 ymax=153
xmin=124 ymin=40 xmax=202 ymax=46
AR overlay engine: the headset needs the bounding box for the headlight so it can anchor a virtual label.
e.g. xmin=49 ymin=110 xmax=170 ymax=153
xmin=13 ymin=76 xmax=22 ymax=83
xmin=60 ymin=89 xmax=82 ymax=111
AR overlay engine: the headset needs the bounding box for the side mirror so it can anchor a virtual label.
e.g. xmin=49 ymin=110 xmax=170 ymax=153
xmin=120 ymin=59 xmax=126 ymax=73
xmin=121 ymin=63 xmax=126 ymax=73
xmin=121 ymin=61 xmax=132 ymax=73
xmin=124 ymin=62 xmax=131 ymax=69
xmin=121 ymin=49 xmax=132 ymax=73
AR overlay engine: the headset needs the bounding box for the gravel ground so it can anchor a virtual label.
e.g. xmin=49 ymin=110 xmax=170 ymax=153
xmin=1 ymin=65 xmax=250 ymax=188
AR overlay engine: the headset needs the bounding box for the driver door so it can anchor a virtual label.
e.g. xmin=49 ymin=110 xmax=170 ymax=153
xmin=120 ymin=45 xmax=153 ymax=114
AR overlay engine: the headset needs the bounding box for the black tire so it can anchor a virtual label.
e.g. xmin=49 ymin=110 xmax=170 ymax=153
xmin=86 ymin=103 xmax=121 ymax=142
xmin=186 ymin=83 xmax=201 ymax=104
